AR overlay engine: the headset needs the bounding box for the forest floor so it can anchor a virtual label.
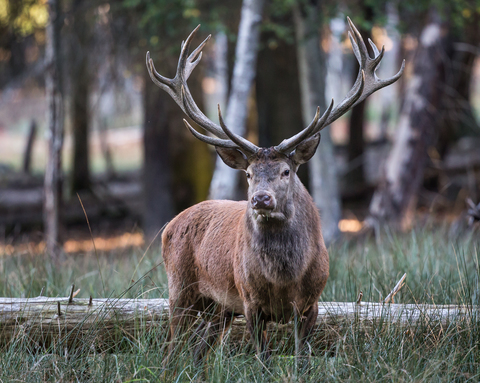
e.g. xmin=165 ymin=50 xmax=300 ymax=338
xmin=0 ymin=225 xmax=479 ymax=382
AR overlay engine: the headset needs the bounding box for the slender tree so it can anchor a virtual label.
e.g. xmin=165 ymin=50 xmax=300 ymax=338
xmin=208 ymin=0 xmax=266 ymax=200
xmin=368 ymin=1 xmax=480 ymax=227
xmin=44 ymin=0 xmax=64 ymax=260
xmin=346 ymin=17 xmax=372 ymax=193
xmin=70 ymin=0 xmax=91 ymax=193
xmin=368 ymin=10 xmax=449 ymax=227
xmin=143 ymin=72 xmax=175 ymax=242
xmin=256 ymin=11 xmax=308 ymax=186
xmin=293 ymin=1 xmax=341 ymax=244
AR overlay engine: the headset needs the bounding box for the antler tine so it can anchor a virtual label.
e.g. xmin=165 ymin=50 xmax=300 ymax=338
xmin=146 ymin=26 xmax=229 ymax=140
xmin=275 ymin=100 xmax=334 ymax=153
xmin=317 ymin=69 xmax=365 ymax=130
xmin=347 ymin=18 xmax=369 ymax=65
xmin=368 ymin=38 xmax=380 ymax=56
xmin=183 ymin=119 xmax=238 ymax=149
xmin=178 ymin=25 xmax=211 ymax=81
xmin=218 ymin=105 xmax=259 ymax=155
xmin=346 ymin=16 xmax=404 ymax=107
xmin=311 ymin=18 xmax=403 ymax=133
xmin=146 ymin=51 xmax=173 ymax=93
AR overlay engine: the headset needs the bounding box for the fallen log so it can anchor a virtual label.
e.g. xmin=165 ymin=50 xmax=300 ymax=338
xmin=0 ymin=287 xmax=476 ymax=351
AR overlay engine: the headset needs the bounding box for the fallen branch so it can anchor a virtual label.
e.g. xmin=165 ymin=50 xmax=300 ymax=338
xmin=0 ymin=293 xmax=476 ymax=350
xmin=384 ymin=273 xmax=407 ymax=303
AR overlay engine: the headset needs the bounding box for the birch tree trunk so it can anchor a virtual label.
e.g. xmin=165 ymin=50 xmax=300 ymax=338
xmin=213 ymin=30 xmax=229 ymax=113
xmin=208 ymin=0 xmax=265 ymax=200
xmin=44 ymin=0 xmax=64 ymax=261
xmin=377 ymin=3 xmax=401 ymax=139
xmin=368 ymin=11 xmax=449 ymax=227
xmin=293 ymin=2 xmax=341 ymax=245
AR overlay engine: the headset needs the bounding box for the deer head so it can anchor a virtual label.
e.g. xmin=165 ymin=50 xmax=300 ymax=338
xmin=145 ymin=20 xmax=404 ymax=224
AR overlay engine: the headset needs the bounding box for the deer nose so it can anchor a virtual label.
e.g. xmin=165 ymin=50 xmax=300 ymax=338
xmin=251 ymin=192 xmax=274 ymax=210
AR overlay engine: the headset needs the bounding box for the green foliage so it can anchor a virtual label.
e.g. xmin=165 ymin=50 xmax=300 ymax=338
xmin=0 ymin=0 xmax=48 ymax=36
xmin=117 ymin=0 xmax=234 ymax=57
xmin=0 ymin=226 xmax=479 ymax=381
xmin=398 ymin=0 xmax=480 ymax=35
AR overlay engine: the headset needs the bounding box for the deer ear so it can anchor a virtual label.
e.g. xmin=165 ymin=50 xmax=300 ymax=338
xmin=291 ymin=133 xmax=321 ymax=164
xmin=215 ymin=147 xmax=249 ymax=170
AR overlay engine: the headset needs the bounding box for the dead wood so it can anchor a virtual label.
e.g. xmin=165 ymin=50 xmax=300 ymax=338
xmin=0 ymin=294 xmax=475 ymax=351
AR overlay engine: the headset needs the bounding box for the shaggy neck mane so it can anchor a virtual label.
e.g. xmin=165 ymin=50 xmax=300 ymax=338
xmin=245 ymin=180 xmax=313 ymax=283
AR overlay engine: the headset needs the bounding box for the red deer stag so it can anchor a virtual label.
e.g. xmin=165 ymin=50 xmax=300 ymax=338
xmin=146 ymin=18 xmax=403 ymax=359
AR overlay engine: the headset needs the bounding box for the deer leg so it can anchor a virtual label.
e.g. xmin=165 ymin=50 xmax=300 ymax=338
xmin=295 ymin=302 xmax=318 ymax=358
xmin=193 ymin=312 xmax=233 ymax=363
xmin=163 ymin=286 xmax=203 ymax=368
xmin=245 ymin=307 xmax=270 ymax=360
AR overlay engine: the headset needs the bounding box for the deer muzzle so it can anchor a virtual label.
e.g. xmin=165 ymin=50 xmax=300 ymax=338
xmin=251 ymin=192 xmax=276 ymax=211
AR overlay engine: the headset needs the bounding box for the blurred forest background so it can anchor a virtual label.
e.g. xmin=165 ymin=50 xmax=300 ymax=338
xmin=0 ymin=0 xmax=479 ymax=258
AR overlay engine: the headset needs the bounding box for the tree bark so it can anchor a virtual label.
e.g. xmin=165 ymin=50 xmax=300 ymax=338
xmin=70 ymin=0 xmax=91 ymax=193
xmin=293 ymin=1 xmax=341 ymax=245
xmin=208 ymin=0 xmax=265 ymax=200
xmin=5 ymin=0 xmax=27 ymax=81
xmin=22 ymin=120 xmax=37 ymax=174
xmin=44 ymin=0 xmax=64 ymax=261
xmin=0 ymin=295 xmax=473 ymax=350
xmin=143 ymin=74 xmax=174 ymax=243
xmin=437 ymin=49 xmax=479 ymax=156
xmin=346 ymin=98 xmax=366 ymax=190
xmin=368 ymin=11 xmax=450 ymax=227
xmin=346 ymin=8 xmax=373 ymax=193
xmin=99 ymin=118 xmax=115 ymax=180
xmin=169 ymin=64 xmax=213 ymax=212
xmin=256 ymin=22 xmax=308 ymax=186
xmin=377 ymin=3 xmax=401 ymax=140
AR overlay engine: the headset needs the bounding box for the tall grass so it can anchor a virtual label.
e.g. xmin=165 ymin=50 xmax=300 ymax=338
xmin=0 ymin=225 xmax=478 ymax=382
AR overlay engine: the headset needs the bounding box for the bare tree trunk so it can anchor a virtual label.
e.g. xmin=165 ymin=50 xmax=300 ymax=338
xmin=437 ymin=49 xmax=479 ymax=156
xmin=377 ymin=3 xmax=401 ymax=139
xmin=256 ymin=22 xmax=308 ymax=186
xmin=44 ymin=0 xmax=64 ymax=261
xmin=346 ymin=7 xmax=373 ymax=193
xmin=368 ymin=11 xmax=450 ymax=227
xmin=170 ymin=73 xmax=213 ymax=211
xmin=70 ymin=0 xmax=91 ymax=193
xmin=213 ymin=30 xmax=229 ymax=112
xmin=99 ymin=118 xmax=115 ymax=180
xmin=23 ymin=120 xmax=37 ymax=174
xmin=293 ymin=1 xmax=341 ymax=245
xmin=143 ymin=74 xmax=174 ymax=243
xmin=5 ymin=0 xmax=26 ymax=82
xmin=208 ymin=0 xmax=265 ymax=200
xmin=347 ymin=97 xmax=366 ymax=190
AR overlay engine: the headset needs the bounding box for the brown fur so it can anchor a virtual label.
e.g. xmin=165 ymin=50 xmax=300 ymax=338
xmin=161 ymin=146 xmax=329 ymax=358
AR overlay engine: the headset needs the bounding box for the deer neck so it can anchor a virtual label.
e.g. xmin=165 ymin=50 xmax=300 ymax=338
xmin=244 ymin=184 xmax=312 ymax=284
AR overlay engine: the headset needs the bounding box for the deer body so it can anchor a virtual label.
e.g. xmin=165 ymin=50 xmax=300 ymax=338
xmin=162 ymin=149 xmax=328 ymax=356
xmin=146 ymin=19 xmax=403 ymax=358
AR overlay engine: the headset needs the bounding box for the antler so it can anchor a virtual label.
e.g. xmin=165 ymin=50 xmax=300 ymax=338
xmin=147 ymin=19 xmax=403 ymax=158
xmin=146 ymin=25 xmax=259 ymax=155
xmin=182 ymin=105 xmax=259 ymax=155
xmin=146 ymin=25 xmax=226 ymax=139
xmin=275 ymin=17 xmax=404 ymax=154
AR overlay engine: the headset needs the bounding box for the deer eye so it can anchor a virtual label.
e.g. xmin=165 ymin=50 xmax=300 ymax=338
xmin=282 ymin=169 xmax=290 ymax=177
xmin=246 ymin=172 xmax=251 ymax=179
